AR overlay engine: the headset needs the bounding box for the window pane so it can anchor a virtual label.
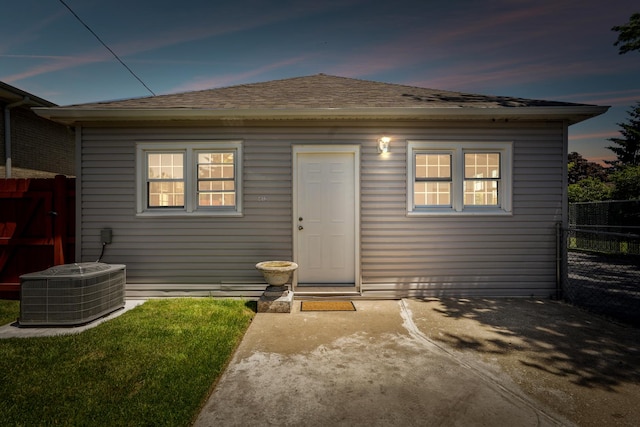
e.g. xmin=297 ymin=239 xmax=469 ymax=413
xmin=198 ymin=181 xmax=235 ymax=192
xmin=198 ymin=165 xmax=235 ymax=179
xmin=148 ymin=153 xmax=183 ymax=179
xmin=198 ymin=165 xmax=217 ymax=179
xmin=199 ymin=192 xmax=236 ymax=207
xmin=198 ymin=153 xmax=213 ymax=163
xmin=221 ymin=164 xmax=234 ymax=178
xmin=199 ymin=152 xmax=234 ymax=164
xmin=148 ymin=153 xmax=161 ymax=168
xmin=416 ymin=154 xmax=451 ymax=178
xmin=414 ymin=182 xmax=451 ymax=206
xmin=464 ymin=180 xmax=498 ymax=205
xmin=198 ymin=194 xmax=214 ymax=206
xmin=464 ymin=153 xmax=500 ymax=179
xmin=148 ymin=182 xmax=184 ymax=207
xmin=198 ymin=152 xmax=234 ymax=164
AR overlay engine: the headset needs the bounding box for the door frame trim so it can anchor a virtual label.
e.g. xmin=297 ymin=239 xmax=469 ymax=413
xmin=292 ymin=144 xmax=361 ymax=291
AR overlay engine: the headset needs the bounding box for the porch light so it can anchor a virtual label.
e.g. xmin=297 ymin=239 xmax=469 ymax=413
xmin=378 ymin=136 xmax=391 ymax=153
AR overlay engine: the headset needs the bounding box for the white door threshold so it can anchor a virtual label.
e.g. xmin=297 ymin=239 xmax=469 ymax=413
xmin=293 ymin=286 xmax=360 ymax=298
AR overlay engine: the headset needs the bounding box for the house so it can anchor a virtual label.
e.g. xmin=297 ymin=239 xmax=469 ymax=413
xmin=0 ymin=81 xmax=75 ymax=178
xmin=34 ymin=74 xmax=608 ymax=298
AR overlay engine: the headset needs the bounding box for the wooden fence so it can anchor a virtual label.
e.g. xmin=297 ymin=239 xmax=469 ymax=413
xmin=0 ymin=175 xmax=75 ymax=299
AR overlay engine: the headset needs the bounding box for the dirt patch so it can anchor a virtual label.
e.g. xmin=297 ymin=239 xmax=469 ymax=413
xmin=405 ymin=298 xmax=640 ymax=427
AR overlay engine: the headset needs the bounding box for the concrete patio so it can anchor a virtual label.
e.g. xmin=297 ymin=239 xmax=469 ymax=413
xmin=194 ymin=298 xmax=640 ymax=426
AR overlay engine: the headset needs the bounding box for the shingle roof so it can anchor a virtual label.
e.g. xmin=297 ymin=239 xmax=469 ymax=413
xmin=63 ymin=74 xmax=591 ymax=110
xmin=34 ymin=74 xmax=609 ymax=125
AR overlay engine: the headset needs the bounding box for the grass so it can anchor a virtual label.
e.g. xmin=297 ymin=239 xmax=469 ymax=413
xmin=568 ymin=235 xmax=640 ymax=255
xmin=0 ymin=298 xmax=255 ymax=426
xmin=0 ymin=299 xmax=19 ymax=325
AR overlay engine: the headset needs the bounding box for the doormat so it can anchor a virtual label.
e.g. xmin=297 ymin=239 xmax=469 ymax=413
xmin=300 ymin=301 xmax=356 ymax=312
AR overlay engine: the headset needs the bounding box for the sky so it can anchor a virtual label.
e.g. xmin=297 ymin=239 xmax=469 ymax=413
xmin=2 ymin=0 xmax=639 ymax=165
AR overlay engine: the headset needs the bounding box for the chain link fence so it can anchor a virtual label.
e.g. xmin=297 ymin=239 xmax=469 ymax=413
xmin=569 ymin=200 xmax=640 ymax=237
xmin=563 ymin=201 xmax=640 ymax=327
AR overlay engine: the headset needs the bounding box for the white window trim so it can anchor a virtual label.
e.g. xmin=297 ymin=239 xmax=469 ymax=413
xmin=136 ymin=140 xmax=243 ymax=217
xmin=407 ymin=140 xmax=512 ymax=216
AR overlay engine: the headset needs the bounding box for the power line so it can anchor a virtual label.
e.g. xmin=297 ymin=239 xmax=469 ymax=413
xmin=58 ymin=0 xmax=156 ymax=96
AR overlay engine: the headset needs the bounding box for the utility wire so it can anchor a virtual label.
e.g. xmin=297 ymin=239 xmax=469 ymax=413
xmin=58 ymin=0 xmax=156 ymax=96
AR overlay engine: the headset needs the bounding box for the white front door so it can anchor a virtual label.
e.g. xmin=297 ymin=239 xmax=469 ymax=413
xmin=294 ymin=146 xmax=359 ymax=286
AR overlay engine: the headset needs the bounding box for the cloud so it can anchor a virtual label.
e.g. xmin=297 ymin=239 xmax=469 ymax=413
xmin=558 ymin=90 xmax=640 ymax=107
xmin=2 ymin=51 xmax=111 ymax=83
xmin=0 ymin=54 xmax=79 ymax=60
xmin=0 ymin=8 xmax=66 ymax=54
xmin=409 ymin=58 xmax=613 ymax=92
xmin=320 ymin=1 xmax=618 ymax=92
xmin=586 ymin=154 xmax=616 ymax=166
xmin=3 ymin=0 xmax=361 ymax=85
xmin=422 ymin=2 xmax=554 ymax=46
xmin=569 ymin=131 xmax=619 ymax=141
xmin=578 ymin=96 xmax=640 ymax=107
xmin=168 ymin=55 xmax=311 ymax=93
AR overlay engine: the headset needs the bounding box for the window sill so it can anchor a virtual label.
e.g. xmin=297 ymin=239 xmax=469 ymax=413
xmin=136 ymin=210 xmax=243 ymax=218
xmin=408 ymin=209 xmax=512 ymax=217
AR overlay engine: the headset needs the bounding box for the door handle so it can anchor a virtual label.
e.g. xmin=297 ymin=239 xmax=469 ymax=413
xmin=298 ymin=225 xmax=304 ymax=230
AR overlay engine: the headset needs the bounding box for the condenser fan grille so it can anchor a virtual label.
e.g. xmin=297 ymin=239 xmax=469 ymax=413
xmin=20 ymin=263 xmax=126 ymax=327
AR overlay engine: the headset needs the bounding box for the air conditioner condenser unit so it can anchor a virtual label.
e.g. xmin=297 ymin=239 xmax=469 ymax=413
xmin=19 ymin=262 xmax=126 ymax=327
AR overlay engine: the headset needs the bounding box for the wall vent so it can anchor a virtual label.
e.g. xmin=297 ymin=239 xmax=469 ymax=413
xmin=19 ymin=263 xmax=126 ymax=327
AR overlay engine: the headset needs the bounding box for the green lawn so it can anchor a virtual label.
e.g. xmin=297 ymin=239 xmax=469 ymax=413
xmin=0 ymin=299 xmax=19 ymax=325
xmin=0 ymin=298 xmax=255 ymax=426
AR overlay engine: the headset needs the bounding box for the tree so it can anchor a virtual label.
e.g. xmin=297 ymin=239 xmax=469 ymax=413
xmin=612 ymin=12 xmax=640 ymax=54
xmin=568 ymin=152 xmax=608 ymax=184
xmin=567 ymin=152 xmax=612 ymax=202
xmin=610 ymin=165 xmax=640 ymax=200
xmin=607 ymin=103 xmax=640 ymax=168
xmin=568 ymin=177 xmax=612 ymax=203
xmin=608 ymin=13 xmax=640 ymax=200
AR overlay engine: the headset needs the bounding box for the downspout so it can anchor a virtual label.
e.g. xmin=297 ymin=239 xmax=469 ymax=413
xmin=75 ymin=125 xmax=82 ymax=263
xmin=3 ymin=96 xmax=30 ymax=178
xmin=557 ymin=120 xmax=570 ymax=300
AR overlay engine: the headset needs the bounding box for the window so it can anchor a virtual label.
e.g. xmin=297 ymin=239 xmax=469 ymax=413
xmin=137 ymin=141 xmax=242 ymax=216
xmin=464 ymin=152 xmax=500 ymax=206
xmin=147 ymin=152 xmax=185 ymax=208
xmin=414 ymin=153 xmax=452 ymax=207
xmin=197 ymin=151 xmax=236 ymax=207
xmin=408 ymin=141 xmax=512 ymax=215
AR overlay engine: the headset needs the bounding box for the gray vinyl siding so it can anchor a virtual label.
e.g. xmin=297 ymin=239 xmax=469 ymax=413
xmin=80 ymin=127 xmax=293 ymax=297
xmin=360 ymin=124 xmax=563 ymax=298
xmin=79 ymin=121 xmax=565 ymax=298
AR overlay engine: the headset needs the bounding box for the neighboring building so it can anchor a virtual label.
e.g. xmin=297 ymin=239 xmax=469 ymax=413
xmin=34 ymin=74 xmax=608 ymax=298
xmin=1 ymin=81 xmax=74 ymax=178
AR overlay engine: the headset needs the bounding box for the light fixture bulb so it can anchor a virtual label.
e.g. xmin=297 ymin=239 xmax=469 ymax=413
xmin=378 ymin=137 xmax=391 ymax=153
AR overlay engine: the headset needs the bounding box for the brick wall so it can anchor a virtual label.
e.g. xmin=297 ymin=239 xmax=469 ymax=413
xmin=0 ymin=104 xmax=75 ymax=177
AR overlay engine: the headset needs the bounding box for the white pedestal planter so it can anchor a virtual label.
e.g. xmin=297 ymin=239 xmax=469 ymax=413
xmin=255 ymin=261 xmax=297 ymax=313
xmin=255 ymin=261 xmax=298 ymax=287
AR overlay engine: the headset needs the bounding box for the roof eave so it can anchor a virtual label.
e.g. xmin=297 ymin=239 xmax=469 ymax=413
xmin=0 ymin=82 xmax=57 ymax=107
xmin=33 ymin=105 xmax=609 ymax=126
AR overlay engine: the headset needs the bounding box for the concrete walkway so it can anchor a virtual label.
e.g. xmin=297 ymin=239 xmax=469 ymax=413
xmin=194 ymin=299 xmax=574 ymax=426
